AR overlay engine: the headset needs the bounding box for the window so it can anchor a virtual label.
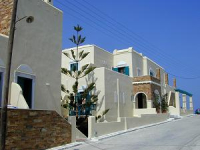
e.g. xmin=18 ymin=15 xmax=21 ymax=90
xmin=70 ymin=62 xmax=78 ymax=71
xmin=112 ymin=66 xmax=129 ymax=76
xmin=137 ymin=68 xmax=141 ymax=76
xmin=118 ymin=67 xmax=125 ymax=74
xmin=69 ymin=92 xmax=94 ymax=116
xmin=149 ymin=68 xmax=155 ymax=77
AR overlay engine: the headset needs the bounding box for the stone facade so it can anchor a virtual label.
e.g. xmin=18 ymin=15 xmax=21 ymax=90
xmin=0 ymin=109 xmax=71 ymax=149
xmin=133 ymin=76 xmax=160 ymax=84
xmin=133 ymin=76 xmax=161 ymax=100
xmin=0 ymin=0 xmax=13 ymax=36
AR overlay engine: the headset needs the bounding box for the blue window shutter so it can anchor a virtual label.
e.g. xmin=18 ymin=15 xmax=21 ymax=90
xmin=112 ymin=67 xmax=118 ymax=72
xmin=125 ymin=66 xmax=129 ymax=76
xmin=86 ymin=93 xmax=91 ymax=101
xmin=70 ymin=63 xmax=78 ymax=71
xmin=70 ymin=64 xmax=73 ymax=71
xmin=75 ymin=63 xmax=78 ymax=70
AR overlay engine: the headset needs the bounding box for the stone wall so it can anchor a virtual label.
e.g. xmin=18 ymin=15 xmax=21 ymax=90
xmin=133 ymin=76 xmax=160 ymax=84
xmin=133 ymin=83 xmax=161 ymax=100
xmin=0 ymin=109 xmax=71 ymax=149
xmin=133 ymin=76 xmax=161 ymax=100
xmin=0 ymin=0 xmax=13 ymax=36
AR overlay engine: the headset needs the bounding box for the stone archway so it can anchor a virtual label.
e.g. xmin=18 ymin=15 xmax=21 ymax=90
xmin=135 ymin=93 xmax=147 ymax=109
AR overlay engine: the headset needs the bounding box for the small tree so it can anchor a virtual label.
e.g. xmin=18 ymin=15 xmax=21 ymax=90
xmin=61 ymin=25 xmax=97 ymax=118
xmin=161 ymin=94 xmax=168 ymax=113
xmin=153 ymin=93 xmax=169 ymax=113
xmin=153 ymin=93 xmax=160 ymax=113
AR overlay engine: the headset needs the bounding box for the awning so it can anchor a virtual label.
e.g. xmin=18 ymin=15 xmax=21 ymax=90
xmin=175 ymin=89 xmax=193 ymax=97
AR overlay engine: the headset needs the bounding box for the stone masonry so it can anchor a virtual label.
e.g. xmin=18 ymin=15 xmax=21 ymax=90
xmin=133 ymin=76 xmax=161 ymax=100
xmin=0 ymin=109 xmax=72 ymax=149
xmin=0 ymin=0 xmax=13 ymax=36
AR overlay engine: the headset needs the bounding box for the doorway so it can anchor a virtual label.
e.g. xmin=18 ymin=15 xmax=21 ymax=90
xmin=17 ymin=76 xmax=33 ymax=108
xmin=135 ymin=93 xmax=147 ymax=109
xmin=0 ymin=72 xmax=3 ymax=106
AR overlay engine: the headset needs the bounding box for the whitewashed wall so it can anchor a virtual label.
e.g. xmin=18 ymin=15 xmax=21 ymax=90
xmin=0 ymin=0 xmax=63 ymax=114
xmin=88 ymin=114 xmax=169 ymax=139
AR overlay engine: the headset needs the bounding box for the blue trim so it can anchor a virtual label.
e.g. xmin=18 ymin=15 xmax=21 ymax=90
xmin=70 ymin=62 xmax=78 ymax=71
xmin=124 ymin=66 xmax=129 ymax=76
xmin=112 ymin=67 xmax=118 ymax=72
xmin=112 ymin=66 xmax=129 ymax=76
xmin=15 ymin=71 xmax=35 ymax=109
xmin=175 ymin=89 xmax=193 ymax=96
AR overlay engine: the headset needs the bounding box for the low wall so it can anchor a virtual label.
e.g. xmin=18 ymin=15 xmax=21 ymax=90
xmin=169 ymin=106 xmax=180 ymax=116
xmin=0 ymin=109 xmax=72 ymax=149
xmin=126 ymin=113 xmax=169 ymax=129
xmin=88 ymin=117 xmax=124 ymax=138
xmin=180 ymin=109 xmax=194 ymax=116
xmin=88 ymin=114 xmax=169 ymax=139
xmin=134 ymin=108 xmax=156 ymax=117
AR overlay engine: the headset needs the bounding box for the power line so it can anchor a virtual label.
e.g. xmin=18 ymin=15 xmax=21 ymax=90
xmin=55 ymin=0 xmax=133 ymax=47
xmin=63 ymin=0 xmax=200 ymax=77
xmin=55 ymin=0 xmax=200 ymax=79
xmin=81 ymin=0 xmax=200 ymax=75
xmin=167 ymin=72 xmax=200 ymax=80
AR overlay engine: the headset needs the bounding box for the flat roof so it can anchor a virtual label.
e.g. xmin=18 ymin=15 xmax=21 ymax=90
xmin=175 ymin=89 xmax=193 ymax=96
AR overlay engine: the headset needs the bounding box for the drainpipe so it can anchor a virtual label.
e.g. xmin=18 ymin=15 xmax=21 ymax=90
xmin=117 ymin=79 xmax=120 ymax=121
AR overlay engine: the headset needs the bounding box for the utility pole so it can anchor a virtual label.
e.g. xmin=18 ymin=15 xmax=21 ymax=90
xmin=0 ymin=0 xmax=18 ymax=149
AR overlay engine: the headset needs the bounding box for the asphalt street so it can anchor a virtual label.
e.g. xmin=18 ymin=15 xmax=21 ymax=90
xmin=67 ymin=115 xmax=200 ymax=150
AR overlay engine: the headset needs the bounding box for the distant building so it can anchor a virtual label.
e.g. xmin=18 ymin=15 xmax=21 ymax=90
xmin=62 ymin=45 xmax=193 ymax=121
xmin=0 ymin=0 xmax=62 ymax=114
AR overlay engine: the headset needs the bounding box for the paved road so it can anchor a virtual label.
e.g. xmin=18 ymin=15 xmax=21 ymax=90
xmin=67 ymin=115 xmax=200 ymax=150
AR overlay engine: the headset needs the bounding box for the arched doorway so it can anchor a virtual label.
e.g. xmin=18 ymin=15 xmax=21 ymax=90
xmin=14 ymin=64 xmax=35 ymax=108
xmin=135 ymin=93 xmax=147 ymax=109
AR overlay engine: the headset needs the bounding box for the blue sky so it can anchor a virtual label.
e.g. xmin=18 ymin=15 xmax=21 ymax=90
xmin=54 ymin=0 xmax=200 ymax=110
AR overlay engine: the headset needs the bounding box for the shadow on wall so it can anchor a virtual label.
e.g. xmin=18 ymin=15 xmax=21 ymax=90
xmin=10 ymin=82 xmax=29 ymax=109
xmin=85 ymin=71 xmax=105 ymax=114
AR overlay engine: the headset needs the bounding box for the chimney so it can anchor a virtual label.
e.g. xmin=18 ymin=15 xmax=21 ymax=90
xmin=0 ymin=0 xmax=14 ymax=36
xmin=165 ymin=73 xmax=169 ymax=85
xmin=173 ymin=78 xmax=177 ymax=88
xmin=156 ymin=68 xmax=161 ymax=80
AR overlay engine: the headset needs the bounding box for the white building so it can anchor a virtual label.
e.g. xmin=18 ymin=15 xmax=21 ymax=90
xmin=62 ymin=45 xmax=193 ymax=121
xmin=0 ymin=0 xmax=62 ymax=114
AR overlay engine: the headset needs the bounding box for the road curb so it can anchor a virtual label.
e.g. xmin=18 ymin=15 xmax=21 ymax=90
xmin=91 ymin=118 xmax=174 ymax=141
xmin=50 ymin=114 xmax=195 ymax=149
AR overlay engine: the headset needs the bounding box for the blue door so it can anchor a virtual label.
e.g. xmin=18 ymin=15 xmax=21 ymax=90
xmin=0 ymin=72 xmax=3 ymax=107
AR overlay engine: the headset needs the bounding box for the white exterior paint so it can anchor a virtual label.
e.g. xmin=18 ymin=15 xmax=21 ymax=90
xmin=88 ymin=114 xmax=169 ymax=139
xmin=182 ymin=94 xmax=187 ymax=110
xmin=0 ymin=0 xmax=63 ymax=114
xmin=189 ymin=96 xmax=193 ymax=110
xmin=62 ymin=44 xmax=191 ymax=119
xmin=10 ymin=82 xmax=29 ymax=109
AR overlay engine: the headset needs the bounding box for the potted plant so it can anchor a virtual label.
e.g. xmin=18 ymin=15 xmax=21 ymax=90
xmin=161 ymin=94 xmax=168 ymax=113
xmin=153 ymin=93 xmax=160 ymax=113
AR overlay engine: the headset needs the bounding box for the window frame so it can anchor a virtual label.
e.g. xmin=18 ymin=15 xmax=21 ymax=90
xmin=149 ymin=68 xmax=155 ymax=77
xmin=69 ymin=61 xmax=79 ymax=72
